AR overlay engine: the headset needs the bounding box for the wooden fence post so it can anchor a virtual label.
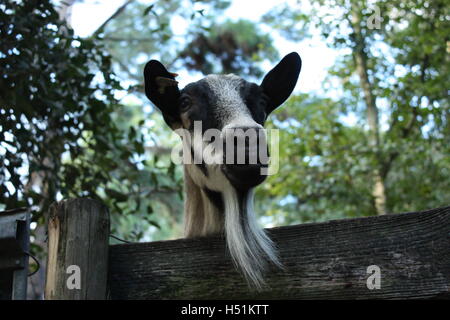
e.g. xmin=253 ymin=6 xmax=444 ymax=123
xmin=45 ymin=198 xmax=110 ymax=300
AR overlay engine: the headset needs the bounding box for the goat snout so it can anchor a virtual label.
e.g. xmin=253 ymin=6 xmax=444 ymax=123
xmin=221 ymin=126 xmax=269 ymax=190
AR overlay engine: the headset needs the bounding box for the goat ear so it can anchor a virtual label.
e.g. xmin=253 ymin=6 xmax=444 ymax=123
xmin=260 ymin=52 xmax=301 ymax=114
xmin=144 ymin=60 xmax=181 ymax=128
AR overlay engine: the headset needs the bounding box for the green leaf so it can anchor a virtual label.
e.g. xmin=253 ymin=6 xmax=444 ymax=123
xmin=143 ymin=4 xmax=154 ymax=16
xmin=105 ymin=188 xmax=128 ymax=202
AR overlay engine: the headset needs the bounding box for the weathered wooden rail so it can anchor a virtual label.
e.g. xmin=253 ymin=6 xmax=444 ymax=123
xmin=45 ymin=198 xmax=450 ymax=299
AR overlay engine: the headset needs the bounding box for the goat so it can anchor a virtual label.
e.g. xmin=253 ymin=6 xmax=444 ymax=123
xmin=144 ymin=52 xmax=301 ymax=290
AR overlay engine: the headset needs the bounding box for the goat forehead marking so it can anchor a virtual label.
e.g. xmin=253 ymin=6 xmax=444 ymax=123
xmin=204 ymin=75 xmax=251 ymax=118
xmin=204 ymin=74 xmax=242 ymax=96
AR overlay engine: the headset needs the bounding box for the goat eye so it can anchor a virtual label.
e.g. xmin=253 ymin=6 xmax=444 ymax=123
xmin=180 ymin=97 xmax=192 ymax=111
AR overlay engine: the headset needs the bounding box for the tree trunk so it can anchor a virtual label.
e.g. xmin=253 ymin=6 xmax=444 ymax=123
xmin=25 ymin=2 xmax=78 ymax=299
xmin=351 ymin=6 xmax=387 ymax=215
xmin=57 ymin=0 xmax=77 ymax=28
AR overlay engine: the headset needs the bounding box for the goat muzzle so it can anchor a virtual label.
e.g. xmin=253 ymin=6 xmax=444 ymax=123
xmin=221 ymin=127 xmax=270 ymax=190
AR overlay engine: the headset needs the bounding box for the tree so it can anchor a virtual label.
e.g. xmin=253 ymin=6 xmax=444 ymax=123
xmin=260 ymin=0 xmax=449 ymax=218
xmin=0 ymin=0 xmax=173 ymax=297
xmin=255 ymin=94 xmax=376 ymax=224
xmin=179 ymin=19 xmax=279 ymax=77
xmin=96 ymin=0 xmax=232 ymax=82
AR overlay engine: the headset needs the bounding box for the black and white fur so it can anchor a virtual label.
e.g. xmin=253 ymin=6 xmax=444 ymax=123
xmin=144 ymin=52 xmax=301 ymax=289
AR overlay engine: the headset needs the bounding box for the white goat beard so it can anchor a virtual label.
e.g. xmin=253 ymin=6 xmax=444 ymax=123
xmin=223 ymin=187 xmax=282 ymax=290
xmin=185 ymin=138 xmax=282 ymax=289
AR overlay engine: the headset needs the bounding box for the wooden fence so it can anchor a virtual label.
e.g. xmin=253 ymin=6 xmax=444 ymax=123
xmin=44 ymin=198 xmax=450 ymax=299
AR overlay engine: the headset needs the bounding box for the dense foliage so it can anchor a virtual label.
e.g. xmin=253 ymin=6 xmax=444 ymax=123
xmin=258 ymin=0 xmax=449 ymax=222
xmin=180 ymin=19 xmax=278 ymax=77
xmin=0 ymin=0 xmax=173 ymax=239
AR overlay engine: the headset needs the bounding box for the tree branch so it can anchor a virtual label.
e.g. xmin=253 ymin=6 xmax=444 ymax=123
xmin=383 ymin=53 xmax=430 ymax=178
xmin=145 ymin=146 xmax=172 ymax=155
xmin=92 ymin=0 xmax=134 ymax=37
xmin=102 ymin=36 xmax=153 ymax=42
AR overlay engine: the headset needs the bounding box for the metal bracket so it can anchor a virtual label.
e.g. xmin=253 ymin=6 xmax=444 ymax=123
xmin=0 ymin=208 xmax=30 ymax=300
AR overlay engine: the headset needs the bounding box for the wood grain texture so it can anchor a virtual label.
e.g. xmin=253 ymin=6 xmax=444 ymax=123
xmin=45 ymin=198 xmax=110 ymax=299
xmin=108 ymin=206 xmax=450 ymax=299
